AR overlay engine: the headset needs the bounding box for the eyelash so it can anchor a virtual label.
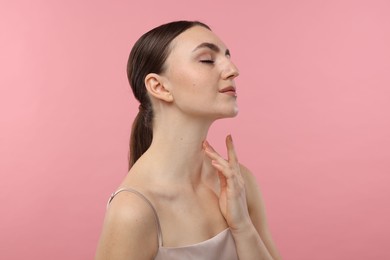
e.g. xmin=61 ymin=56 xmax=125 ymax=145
xmin=200 ymin=60 xmax=214 ymax=64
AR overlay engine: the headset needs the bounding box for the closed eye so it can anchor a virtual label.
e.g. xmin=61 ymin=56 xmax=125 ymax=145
xmin=200 ymin=60 xmax=214 ymax=64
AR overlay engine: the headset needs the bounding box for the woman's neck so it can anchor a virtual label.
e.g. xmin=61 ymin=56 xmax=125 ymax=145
xmin=140 ymin=116 xmax=213 ymax=185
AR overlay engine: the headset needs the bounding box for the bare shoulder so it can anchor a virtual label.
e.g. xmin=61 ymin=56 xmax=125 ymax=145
xmin=239 ymin=164 xmax=283 ymax=260
xmin=95 ymin=189 xmax=159 ymax=260
xmin=239 ymin=164 xmax=265 ymax=217
xmin=239 ymin=164 xmax=260 ymax=197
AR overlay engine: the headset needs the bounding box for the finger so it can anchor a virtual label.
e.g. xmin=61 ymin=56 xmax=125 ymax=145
xmin=218 ymin=171 xmax=227 ymax=189
xmin=211 ymin=159 xmax=233 ymax=179
xmin=226 ymin=135 xmax=238 ymax=164
xmin=203 ymin=141 xmax=223 ymax=160
xmin=203 ymin=141 xmax=232 ymax=173
xmin=204 ymin=141 xmax=232 ymax=175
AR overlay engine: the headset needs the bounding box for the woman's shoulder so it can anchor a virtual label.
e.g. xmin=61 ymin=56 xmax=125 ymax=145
xmin=238 ymin=164 xmax=283 ymax=260
xmin=95 ymin=186 xmax=159 ymax=259
xmin=238 ymin=163 xmax=265 ymax=215
xmin=107 ymin=186 xmax=157 ymax=222
xmin=239 ymin=163 xmax=259 ymax=191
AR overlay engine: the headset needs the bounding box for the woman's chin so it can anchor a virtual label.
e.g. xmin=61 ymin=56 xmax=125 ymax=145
xmin=215 ymin=107 xmax=239 ymax=120
xmin=228 ymin=105 xmax=239 ymax=117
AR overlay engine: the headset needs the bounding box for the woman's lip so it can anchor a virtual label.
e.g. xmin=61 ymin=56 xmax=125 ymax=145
xmin=219 ymin=86 xmax=236 ymax=93
xmin=223 ymin=91 xmax=237 ymax=97
xmin=219 ymin=87 xmax=237 ymax=96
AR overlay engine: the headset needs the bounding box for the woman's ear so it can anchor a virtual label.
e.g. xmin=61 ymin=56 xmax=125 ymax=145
xmin=144 ymin=73 xmax=173 ymax=103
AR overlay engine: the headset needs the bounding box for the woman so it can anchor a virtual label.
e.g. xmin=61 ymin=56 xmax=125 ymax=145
xmin=96 ymin=20 xmax=281 ymax=260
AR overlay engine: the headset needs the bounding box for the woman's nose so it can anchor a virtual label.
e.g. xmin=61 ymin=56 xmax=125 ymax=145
xmin=222 ymin=60 xmax=240 ymax=80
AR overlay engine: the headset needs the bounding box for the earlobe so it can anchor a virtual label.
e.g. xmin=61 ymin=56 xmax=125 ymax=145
xmin=144 ymin=73 xmax=173 ymax=103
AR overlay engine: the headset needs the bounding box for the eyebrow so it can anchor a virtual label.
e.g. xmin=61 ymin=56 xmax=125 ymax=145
xmin=192 ymin=42 xmax=231 ymax=57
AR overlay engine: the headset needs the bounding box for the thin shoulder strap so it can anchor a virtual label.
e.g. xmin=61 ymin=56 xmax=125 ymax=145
xmin=107 ymin=187 xmax=163 ymax=247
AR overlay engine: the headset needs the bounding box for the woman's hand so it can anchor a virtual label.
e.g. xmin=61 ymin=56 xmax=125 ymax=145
xmin=203 ymin=135 xmax=252 ymax=233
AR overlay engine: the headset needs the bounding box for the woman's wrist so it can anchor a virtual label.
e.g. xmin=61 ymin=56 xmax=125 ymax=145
xmin=230 ymin=221 xmax=258 ymax=239
xmin=231 ymin=223 xmax=274 ymax=260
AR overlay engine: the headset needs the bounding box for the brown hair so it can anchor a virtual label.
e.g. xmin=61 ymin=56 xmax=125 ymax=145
xmin=127 ymin=20 xmax=210 ymax=170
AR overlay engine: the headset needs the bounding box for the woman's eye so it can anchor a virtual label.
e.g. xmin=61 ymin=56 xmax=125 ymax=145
xmin=200 ymin=60 xmax=214 ymax=64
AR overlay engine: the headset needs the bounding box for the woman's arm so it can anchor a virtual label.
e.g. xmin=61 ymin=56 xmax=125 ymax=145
xmin=203 ymin=135 xmax=281 ymax=260
xmin=95 ymin=191 xmax=158 ymax=260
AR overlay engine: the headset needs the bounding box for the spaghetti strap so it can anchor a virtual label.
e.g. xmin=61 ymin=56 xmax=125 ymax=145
xmin=107 ymin=187 xmax=163 ymax=247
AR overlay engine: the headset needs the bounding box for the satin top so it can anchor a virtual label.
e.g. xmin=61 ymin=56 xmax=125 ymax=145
xmin=107 ymin=188 xmax=239 ymax=260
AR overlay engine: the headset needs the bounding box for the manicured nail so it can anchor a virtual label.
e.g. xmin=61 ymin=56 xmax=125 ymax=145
xmin=203 ymin=141 xmax=210 ymax=151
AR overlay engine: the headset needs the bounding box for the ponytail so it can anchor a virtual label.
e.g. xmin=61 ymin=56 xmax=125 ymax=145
xmin=128 ymin=103 xmax=153 ymax=170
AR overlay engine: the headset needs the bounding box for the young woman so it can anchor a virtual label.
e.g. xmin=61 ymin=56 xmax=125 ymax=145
xmin=96 ymin=20 xmax=281 ymax=260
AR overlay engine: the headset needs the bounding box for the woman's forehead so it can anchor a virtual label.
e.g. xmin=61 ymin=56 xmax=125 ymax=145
xmin=170 ymin=26 xmax=227 ymax=54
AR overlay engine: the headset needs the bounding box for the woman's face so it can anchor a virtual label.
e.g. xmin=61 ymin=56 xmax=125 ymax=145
xmin=161 ymin=25 xmax=240 ymax=120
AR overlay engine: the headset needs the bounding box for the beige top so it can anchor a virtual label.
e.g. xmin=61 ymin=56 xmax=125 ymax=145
xmin=108 ymin=188 xmax=239 ymax=260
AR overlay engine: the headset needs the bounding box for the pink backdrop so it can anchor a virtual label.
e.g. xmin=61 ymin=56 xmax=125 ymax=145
xmin=1 ymin=0 xmax=389 ymax=259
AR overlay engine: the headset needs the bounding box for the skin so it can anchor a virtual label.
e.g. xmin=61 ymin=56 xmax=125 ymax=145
xmin=95 ymin=26 xmax=282 ymax=260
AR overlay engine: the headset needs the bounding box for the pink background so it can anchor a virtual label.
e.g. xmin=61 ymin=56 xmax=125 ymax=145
xmin=1 ymin=0 xmax=389 ymax=259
